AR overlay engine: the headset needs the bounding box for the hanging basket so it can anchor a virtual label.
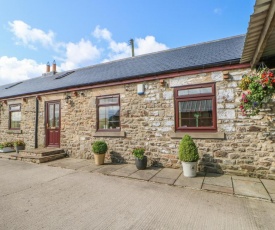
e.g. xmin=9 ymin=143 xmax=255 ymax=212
xmin=239 ymin=65 xmax=275 ymax=116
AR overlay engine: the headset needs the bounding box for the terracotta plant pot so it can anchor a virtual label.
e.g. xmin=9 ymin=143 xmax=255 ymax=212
xmin=94 ymin=153 xmax=105 ymax=165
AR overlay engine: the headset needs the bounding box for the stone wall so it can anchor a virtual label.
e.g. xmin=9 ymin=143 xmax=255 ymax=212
xmin=0 ymin=98 xmax=36 ymax=148
xmin=0 ymin=67 xmax=274 ymax=179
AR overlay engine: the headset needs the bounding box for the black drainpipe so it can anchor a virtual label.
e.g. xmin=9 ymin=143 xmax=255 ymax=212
xmin=35 ymin=97 xmax=39 ymax=148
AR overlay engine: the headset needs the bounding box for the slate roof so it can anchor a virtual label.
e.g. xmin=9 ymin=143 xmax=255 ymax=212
xmin=0 ymin=35 xmax=246 ymax=99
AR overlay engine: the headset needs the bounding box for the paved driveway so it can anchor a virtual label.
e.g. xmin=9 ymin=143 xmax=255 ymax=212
xmin=0 ymin=159 xmax=275 ymax=230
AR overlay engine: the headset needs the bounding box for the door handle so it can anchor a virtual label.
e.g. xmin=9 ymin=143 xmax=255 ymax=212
xmin=46 ymin=123 xmax=49 ymax=128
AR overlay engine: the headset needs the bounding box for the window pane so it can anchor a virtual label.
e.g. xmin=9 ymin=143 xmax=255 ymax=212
xmin=178 ymin=87 xmax=212 ymax=96
xmin=49 ymin=104 xmax=54 ymax=128
xmin=99 ymin=106 xmax=120 ymax=129
xmin=11 ymin=111 xmax=21 ymax=129
xmin=179 ymin=100 xmax=213 ymax=127
xmin=99 ymin=97 xmax=118 ymax=105
xmin=55 ymin=104 xmax=60 ymax=128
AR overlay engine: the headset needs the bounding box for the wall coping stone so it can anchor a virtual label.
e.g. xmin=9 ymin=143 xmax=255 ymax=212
xmin=93 ymin=131 xmax=125 ymax=138
xmin=170 ymin=132 xmax=225 ymax=139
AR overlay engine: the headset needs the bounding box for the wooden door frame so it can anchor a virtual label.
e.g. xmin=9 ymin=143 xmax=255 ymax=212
xmin=45 ymin=100 xmax=61 ymax=148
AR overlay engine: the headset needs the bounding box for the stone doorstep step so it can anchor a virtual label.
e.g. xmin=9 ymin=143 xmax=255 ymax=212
xmin=12 ymin=153 xmax=67 ymax=164
xmin=19 ymin=149 xmax=65 ymax=157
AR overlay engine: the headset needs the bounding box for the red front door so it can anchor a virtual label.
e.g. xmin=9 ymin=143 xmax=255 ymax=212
xmin=46 ymin=101 xmax=60 ymax=147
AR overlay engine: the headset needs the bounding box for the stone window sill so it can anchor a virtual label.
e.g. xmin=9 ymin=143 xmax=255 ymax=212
xmin=170 ymin=132 xmax=224 ymax=139
xmin=7 ymin=130 xmax=22 ymax=134
xmin=93 ymin=131 xmax=125 ymax=138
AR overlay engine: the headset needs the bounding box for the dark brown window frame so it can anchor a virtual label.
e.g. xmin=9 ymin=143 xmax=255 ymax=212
xmin=9 ymin=103 xmax=21 ymax=130
xmin=96 ymin=94 xmax=121 ymax=132
xmin=174 ymin=82 xmax=217 ymax=132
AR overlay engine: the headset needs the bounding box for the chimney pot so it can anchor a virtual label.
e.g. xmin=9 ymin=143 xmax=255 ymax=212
xmin=46 ymin=62 xmax=50 ymax=72
xmin=52 ymin=60 xmax=56 ymax=73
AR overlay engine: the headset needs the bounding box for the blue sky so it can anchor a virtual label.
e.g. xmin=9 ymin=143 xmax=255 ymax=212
xmin=0 ymin=0 xmax=255 ymax=85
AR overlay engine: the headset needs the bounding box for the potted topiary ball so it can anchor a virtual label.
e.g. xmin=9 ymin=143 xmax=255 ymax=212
xmin=132 ymin=147 xmax=147 ymax=170
xmin=92 ymin=141 xmax=108 ymax=165
xmin=178 ymin=135 xmax=199 ymax=177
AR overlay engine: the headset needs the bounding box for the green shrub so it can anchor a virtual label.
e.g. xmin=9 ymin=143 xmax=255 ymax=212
xmin=14 ymin=140 xmax=25 ymax=147
xmin=178 ymin=135 xmax=199 ymax=162
xmin=92 ymin=141 xmax=108 ymax=154
xmin=0 ymin=142 xmax=14 ymax=149
xmin=132 ymin=147 xmax=145 ymax=160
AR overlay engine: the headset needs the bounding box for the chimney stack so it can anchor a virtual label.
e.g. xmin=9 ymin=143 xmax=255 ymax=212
xmin=46 ymin=62 xmax=50 ymax=72
xmin=52 ymin=60 xmax=56 ymax=73
xmin=43 ymin=60 xmax=57 ymax=76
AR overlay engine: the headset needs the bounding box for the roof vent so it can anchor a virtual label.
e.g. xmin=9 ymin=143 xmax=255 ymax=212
xmin=5 ymin=82 xmax=23 ymax=89
xmin=55 ymin=71 xmax=75 ymax=80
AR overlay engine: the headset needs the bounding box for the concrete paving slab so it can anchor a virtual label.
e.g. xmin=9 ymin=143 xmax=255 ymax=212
xmin=150 ymin=168 xmax=182 ymax=185
xmin=129 ymin=167 xmax=161 ymax=181
xmin=0 ymin=152 xmax=16 ymax=160
xmin=174 ymin=172 xmax=205 ymax=189
xmin=261 ymin=179 xmax=275 ymax=194
xmin=93 ymin=164 xmax=126 ymax=175
xmin=47 ymin=158 xmax=84 ymax=168
xmin=76 ymin=164 xmax=104 ymax=172
xmin=149 ymin=177 xmax=177 ymax=185
xmin=153 ymin=168 xmax=182 ymax=179
xmin=233 ymin=179 xmax=271 ymax=200
xmin=270 ymin=194 xmax=275 ymax=201
xmin=60 ymin=160 xmax=91 ymax=170
xmin=204 ymin=173 xmax=232 ymax=187
xmin=202 ymin=184 xmax=233 ymax=194
xmin=110 ymin=164 xmax=138 ymax=177
xmin=232 ymin=175 xmax=261 ymax=183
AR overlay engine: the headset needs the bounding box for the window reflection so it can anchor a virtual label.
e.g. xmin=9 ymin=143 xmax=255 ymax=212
xmin=97 ymin=95 xmax=120 ymax=130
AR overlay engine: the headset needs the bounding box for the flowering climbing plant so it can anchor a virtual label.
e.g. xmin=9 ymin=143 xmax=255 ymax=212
xmin=239 ymin=68 xmax=275 ymax=116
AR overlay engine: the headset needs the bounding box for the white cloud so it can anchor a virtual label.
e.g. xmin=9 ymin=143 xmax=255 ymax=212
xmin=92 ymin=26 xmax=168 ymax=62
xmin=105 ymin=36 xmax=168 ymax=62
xmin=2 ymin=22 xmax=169 ymax=85
xmin=214 ymin=8 xmax=222 ymax=15
xmin=93 ymin=25 xmax=112 ymax=41
xmin=60 ymin=39 xmax=100 ymax=70
xmin=0 ymin=56 xmax=45 ymax=85
xmin=109 ymin=41 xmax=129 ymax=54
xmin=8 ymin=20 xmax=55 ymax=49
xmin=135 ymin=36 xmax=168 ymax=55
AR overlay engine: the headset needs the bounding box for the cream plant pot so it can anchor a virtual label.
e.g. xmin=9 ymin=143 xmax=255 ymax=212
xmin=94 ymin=153 xmax=105 ymax=165
xmin=182 ymin=161 xmax=197 ymax=177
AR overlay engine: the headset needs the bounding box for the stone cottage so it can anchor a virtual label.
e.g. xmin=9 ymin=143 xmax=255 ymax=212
xmin=1 ymin=0 xmax=275 ymax=178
